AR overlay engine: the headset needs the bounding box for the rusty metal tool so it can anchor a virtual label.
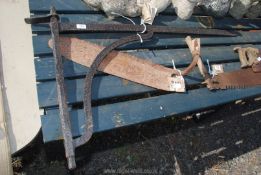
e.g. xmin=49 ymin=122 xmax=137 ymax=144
xmin=58 ymin=23 xmax=236 ymax=36
xmin=209 ymin=47 xmax=261 ymax=89
xmin=252 ymin=46 xmax=261 ymax=73
xmin=26 ymin=7 xmax=76 ymax=169
xmin=253 ymin=60 xmax=261 ymax=73
xmin=210 ymin=68 xmax=261 ymax=89
xmin=185 ymin=37 xmax=261 ymax=90
xmin=25 ymin=7 xmax=237 ymax=169
xmin=74 ymin=31 xmax=155 ymax=150
xmin=25 ymin=11 xmax=236 ymax=37
xmin=48 ymin=37 xmax=199 ymax=91
xmin=25 ymin=7 xmax=152 ymax=170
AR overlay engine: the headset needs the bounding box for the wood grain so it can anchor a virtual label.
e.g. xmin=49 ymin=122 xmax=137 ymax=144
xmin=49 ymin=37 xmax=177 ymax=91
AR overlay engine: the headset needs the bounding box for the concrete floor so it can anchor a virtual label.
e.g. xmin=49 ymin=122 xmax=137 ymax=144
xmin=13 ymin=96 xmax=261 ymax=175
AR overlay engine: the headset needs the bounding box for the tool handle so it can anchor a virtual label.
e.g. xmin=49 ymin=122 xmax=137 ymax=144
xmin=185 ymin=36 xmax=209 ymax=79
xmin=25 ymin=14 xmax=59 ymax=24
xmin=24 ymin=6 xmax=59 ymax=24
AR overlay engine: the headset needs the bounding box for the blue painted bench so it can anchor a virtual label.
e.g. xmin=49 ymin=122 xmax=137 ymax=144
xmin=29 ymin=0 xmax=261 ymax=143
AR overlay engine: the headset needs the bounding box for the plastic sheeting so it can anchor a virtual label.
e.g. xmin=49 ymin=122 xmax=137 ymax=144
xmin=83 ymin=0 xmax=261 ymax=23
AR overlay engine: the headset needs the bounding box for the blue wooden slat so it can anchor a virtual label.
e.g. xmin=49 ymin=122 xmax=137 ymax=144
xmin=32 ymin=31 xmax=261 ymax=56
xmin=41 ymin=87 xmax=261 ymax=142
xmin=30 ymin=0 xmax=261 ymax=144
xmin=35 ymin=45 xmax=261 ymax=81
xmin=37 ymin=62 xmax=241 ymax=108
xmin=37 ymin=75 xmax=153 ymax=108
xmin=31 ymin=14 xmax=261 ymax=33
xmin=30 ymin=0 xmax=93 ymax=12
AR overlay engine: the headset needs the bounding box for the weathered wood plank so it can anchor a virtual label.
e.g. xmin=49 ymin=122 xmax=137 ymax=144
xmin=31 ymin=14 xmax=261 ymax=33
xmin=30 ymin=0 xmax=93 ymax=13
xmin=32 ymin=31 xmax=261 ymax=56
xmin=41 ymin=86 xmax=261 ymax=142
xmin=35 ymin=45 xmax=261 ymax=81
xmin=37 ymin=62 xmax=241 ymax=108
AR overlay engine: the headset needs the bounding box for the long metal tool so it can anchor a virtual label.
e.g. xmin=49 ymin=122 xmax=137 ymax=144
xmin=49 ymin=9 xmax=76 ymax=169
xmin=25 ymin=13 xmax=236 ymax=37
xmin=25 ymin=7 xmax=237 ymax=169
xmin=26 ymin=7 xmax=76 ymax=169
xmin=59 ymin=23 xmax=236 ymax=36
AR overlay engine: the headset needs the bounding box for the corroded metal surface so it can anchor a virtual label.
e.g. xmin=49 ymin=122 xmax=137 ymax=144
xmin=48 ymin=8 xmax=76 ymax=169
xmin=74 ymin=31 xmax=154 ymax=148
xmin=48 ymin=36 xmax=199 ymax=91
xmin=25 ymin=7 xmax=237 ymax=169
xmin=210 ymin=68 xmax=261 ymax=89
xmin=59 ymin=23 xmax=236 ymax=36
xmin=26 ymin=7 xmax=76 ymax=169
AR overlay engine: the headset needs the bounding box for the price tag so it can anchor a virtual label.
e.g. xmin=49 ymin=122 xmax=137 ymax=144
xmin=212 ymin=64 xmax=224 ymax=75
xmin=168 ymin=76 xmax=186 ymax=92
xmin=76 ymin=24 xmax=87 ymax=29
xmin=138 ymin=0 xmax=158 ymax=24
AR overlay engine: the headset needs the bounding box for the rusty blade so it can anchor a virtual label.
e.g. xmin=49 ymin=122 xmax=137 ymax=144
xmin=253 ymin=61 xmax=261 ymax=73
xmin=210 ymin=68 xmax=261 ymax=89
xmin=49 ymin=37 xmax=201 ymax=91
xmin=59 ymin=23 xmax=236 ymax=36
xmin=252 ymin=49 xmax=261 ymax=73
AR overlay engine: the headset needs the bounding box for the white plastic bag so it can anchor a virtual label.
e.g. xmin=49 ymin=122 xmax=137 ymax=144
xmin=83 ymin=0 xmax=171 ymax=24
xmin=172 ymin=0 xmax=200 ymax=20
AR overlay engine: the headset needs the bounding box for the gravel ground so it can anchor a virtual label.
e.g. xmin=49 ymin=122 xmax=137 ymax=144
xmin=13 ymin=97 xmax=261 ymax=175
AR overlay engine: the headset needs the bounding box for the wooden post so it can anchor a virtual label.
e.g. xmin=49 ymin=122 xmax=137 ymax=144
xmin=0 ymin=41 xmax=13 ymax=175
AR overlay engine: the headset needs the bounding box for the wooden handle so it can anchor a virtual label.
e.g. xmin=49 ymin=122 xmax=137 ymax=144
xmin=185 ymin=36 xmax=209 ymax=79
